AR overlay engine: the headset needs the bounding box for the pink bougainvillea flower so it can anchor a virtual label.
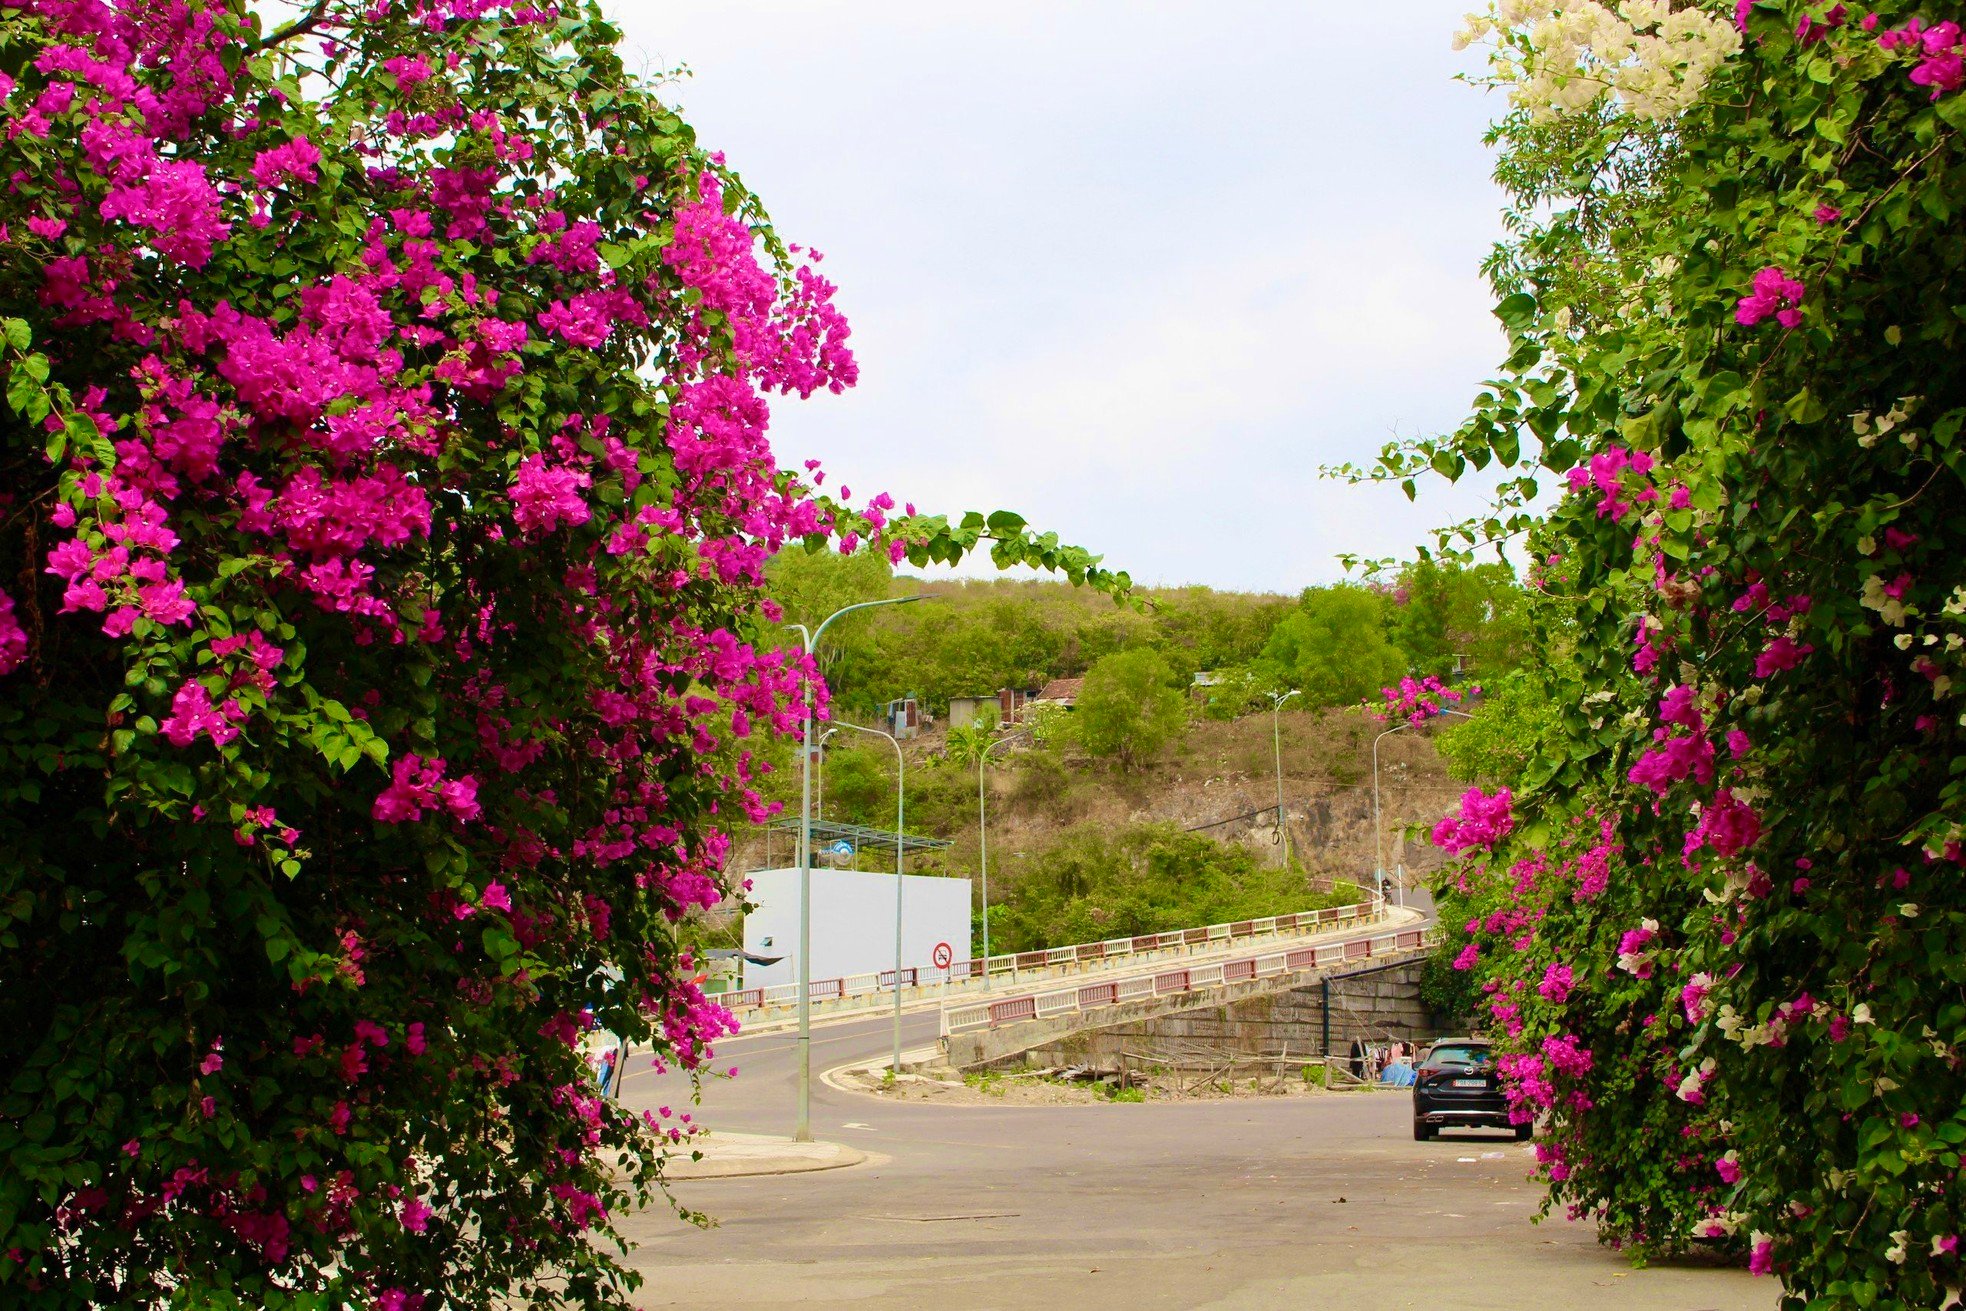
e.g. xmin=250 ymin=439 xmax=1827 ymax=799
xmin=1735 ymin=265 xmax=1806 ymax=328
xmin=159 ymin=680 xmax=244 ymax=749
xmin=0 ymin=589 xmax=26 ymax=676
xmin=1538 ymin=962 xmax=1574 ymax=1002
xmin=1795 ymin=4 xmax=1847 ymax=44
xmin=509 ymin=452 xmax=592 ymax=537
xmin=1432 ymin=786 xmax=1514 ymax=856
xmin=373 ymin=754 xmax=481 ymax=824
xmin=250 ymin=136 xmax=321 ymax=188
xmin=1375 ymin=673 xmax=1466 ymax=726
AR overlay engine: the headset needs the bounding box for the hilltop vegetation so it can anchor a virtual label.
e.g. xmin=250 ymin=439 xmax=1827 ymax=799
xmin=732 ymin=549 xmax=1534 ymax=951
xmin=760 ymin=548 xmax=1530 ymax=722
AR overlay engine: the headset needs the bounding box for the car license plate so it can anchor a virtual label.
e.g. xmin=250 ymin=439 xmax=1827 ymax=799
xmin=1452 ymin=1078 xmax=1485 ymax=1088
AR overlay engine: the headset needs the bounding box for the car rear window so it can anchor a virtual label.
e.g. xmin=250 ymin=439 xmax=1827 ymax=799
xmin=1427 ymin=1044 xmax=1492 ymax=1068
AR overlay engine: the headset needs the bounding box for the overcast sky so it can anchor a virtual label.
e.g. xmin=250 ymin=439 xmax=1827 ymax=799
xmin=612 ymin=3 xmax=1512 ymax=594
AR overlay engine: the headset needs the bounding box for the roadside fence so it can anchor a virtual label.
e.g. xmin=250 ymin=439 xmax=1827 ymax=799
xmin=718 ymin=897 xmax=1386 ymax=1014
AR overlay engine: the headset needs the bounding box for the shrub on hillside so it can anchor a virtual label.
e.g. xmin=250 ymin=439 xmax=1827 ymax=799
xmin=1075 ymin=649 xmax=1187 ymax=771
xmin=990 ymin=822 xmax=1363 ymax=952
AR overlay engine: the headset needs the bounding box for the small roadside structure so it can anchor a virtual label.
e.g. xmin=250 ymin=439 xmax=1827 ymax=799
xmin=876 ymin=694 xmax=924 ymax=740
xmin=947 ymin=693 xmax=996 ymax=729
xmin=948 ymin=687 xmax=1040 ymax=728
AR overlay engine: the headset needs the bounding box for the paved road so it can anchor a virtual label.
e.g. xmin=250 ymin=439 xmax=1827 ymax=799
xmin=626 ymin=1006 xmax=941 ymax=1136
xmin=634 ymin=892 xmax=1442 ymax=1135
xmin=615 ymin=916 xmax=1774 ymax=1310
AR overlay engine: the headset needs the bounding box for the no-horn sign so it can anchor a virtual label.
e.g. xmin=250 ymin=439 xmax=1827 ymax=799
xmin=931 ymin=941 xmax=953 ymax=969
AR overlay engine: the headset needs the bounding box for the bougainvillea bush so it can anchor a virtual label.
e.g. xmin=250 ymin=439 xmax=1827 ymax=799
xmin=1372 ymin=1 xmax=1966 ymax=1306
xmin=0 ymin=0 xmax=1118 ymax=1304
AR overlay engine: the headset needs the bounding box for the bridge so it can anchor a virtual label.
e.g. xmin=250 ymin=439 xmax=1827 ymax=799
xmin=934 ymin=918 xmax=1437 ymax=1070
xmin=717 ymin=894 xmax=1404 ymax=1028
xmin=711 ymin=894 xmax=1438 ymax=1075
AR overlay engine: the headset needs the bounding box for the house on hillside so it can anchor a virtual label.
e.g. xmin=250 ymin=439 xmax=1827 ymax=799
xmin=946 ymin=693 xmax=995 ymax=729
xmin=876 ymin=695 xmax=924 ymax=740
xmin=1035 ymin=677 xmax=1083 ymax=709
xmin=947 ymin=687 xmax=1041 ymax=728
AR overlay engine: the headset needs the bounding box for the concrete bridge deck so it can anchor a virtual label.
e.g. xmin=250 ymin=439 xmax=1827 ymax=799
xmin=934 ymin=920 xmax=1439 ymax=1069
xmin=723 ymin=899 xmax=1417 ymax=1036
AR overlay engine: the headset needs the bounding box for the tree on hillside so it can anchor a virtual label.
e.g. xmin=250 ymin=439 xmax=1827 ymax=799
xmin=1384 ymin=558 xmax=1530 ymax=681
xmin=1431 ymin=664 xmax=1564 ymax=784
xmin=943 ymin=709 xmax=1000 ymax=768
xmin=763 ymin=545 xmax=894 ymax=703
xmin=1075 ymin=649 xmax=1186 ymax=771
xmin=1259 ymin=585 xmax=1407 ymax=709
xmin=1150 ymin=586 xmax=1293 ymax=677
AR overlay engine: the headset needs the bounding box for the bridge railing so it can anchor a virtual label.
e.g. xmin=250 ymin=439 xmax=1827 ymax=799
xmin=940 ymin=924 xmax=1439 ymax=1037
xmin=718 ymin=897 xmax=1385 ymax=1014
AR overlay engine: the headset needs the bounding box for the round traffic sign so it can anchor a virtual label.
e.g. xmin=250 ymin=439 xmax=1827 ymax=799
xmin=931 ymin=941 xmax=953 ymax=969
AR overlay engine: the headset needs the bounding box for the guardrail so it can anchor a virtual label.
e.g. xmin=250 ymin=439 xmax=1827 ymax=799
xmin=718 ymin=898 xmax=1383 ymax=1013
xmin=939 ymin=924 xmax=1439 ymax=1037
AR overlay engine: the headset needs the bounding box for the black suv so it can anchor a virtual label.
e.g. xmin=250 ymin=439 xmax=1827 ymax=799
xmin=1411 ymin=1037 xmax=1529 ymax=1141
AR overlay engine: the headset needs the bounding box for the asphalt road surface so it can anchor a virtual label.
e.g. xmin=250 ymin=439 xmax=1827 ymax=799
xmin=615 ymin=999 xmax=1774 ymax=1311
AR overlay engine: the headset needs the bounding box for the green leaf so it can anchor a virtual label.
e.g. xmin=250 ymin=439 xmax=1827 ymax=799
xmin=1495 ymin=292 xmax=1538 ymax=332
xmin=6 ymin=367 xmax=40 ymax=418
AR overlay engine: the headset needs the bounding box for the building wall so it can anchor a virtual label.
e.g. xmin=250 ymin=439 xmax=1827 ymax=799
xmin=741 ymin=866 xmax=972 ymax=989
xmin=947 ymin=696 xmax=992 ymax=729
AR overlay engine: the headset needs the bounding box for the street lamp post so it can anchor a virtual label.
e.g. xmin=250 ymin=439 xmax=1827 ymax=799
xmin=786 ymin=595 xmax=924 ymax=1143
xmin=1268 ymin=689 xmax=1301 ymax=866
xmin=827 ymin=720 xmax=908 ymax=1074
xmin=1372 ymin=708 xmax=1473 ymax=909
xmin=976 ymin=729 xmax=1029 ymax=991
xmin=814 ymin=726 xmax=839 ymax=825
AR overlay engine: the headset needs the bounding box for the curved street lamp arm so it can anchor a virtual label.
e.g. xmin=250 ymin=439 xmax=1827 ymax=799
xmin=809 ymin=593 xmax=925 ymax=651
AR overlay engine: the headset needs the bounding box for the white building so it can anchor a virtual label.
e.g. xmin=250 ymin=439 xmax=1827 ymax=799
xmin=741 ymin=866 xmax=972 ymax=990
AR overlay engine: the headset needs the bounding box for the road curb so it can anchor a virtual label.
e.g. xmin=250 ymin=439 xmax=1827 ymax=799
xmin=663 ymin=1130 xmax=872 ymax=1181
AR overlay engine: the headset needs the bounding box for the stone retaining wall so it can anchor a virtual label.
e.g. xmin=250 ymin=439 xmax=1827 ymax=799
xmin=1005 ymin=958 xmax=1449 ymax=1069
